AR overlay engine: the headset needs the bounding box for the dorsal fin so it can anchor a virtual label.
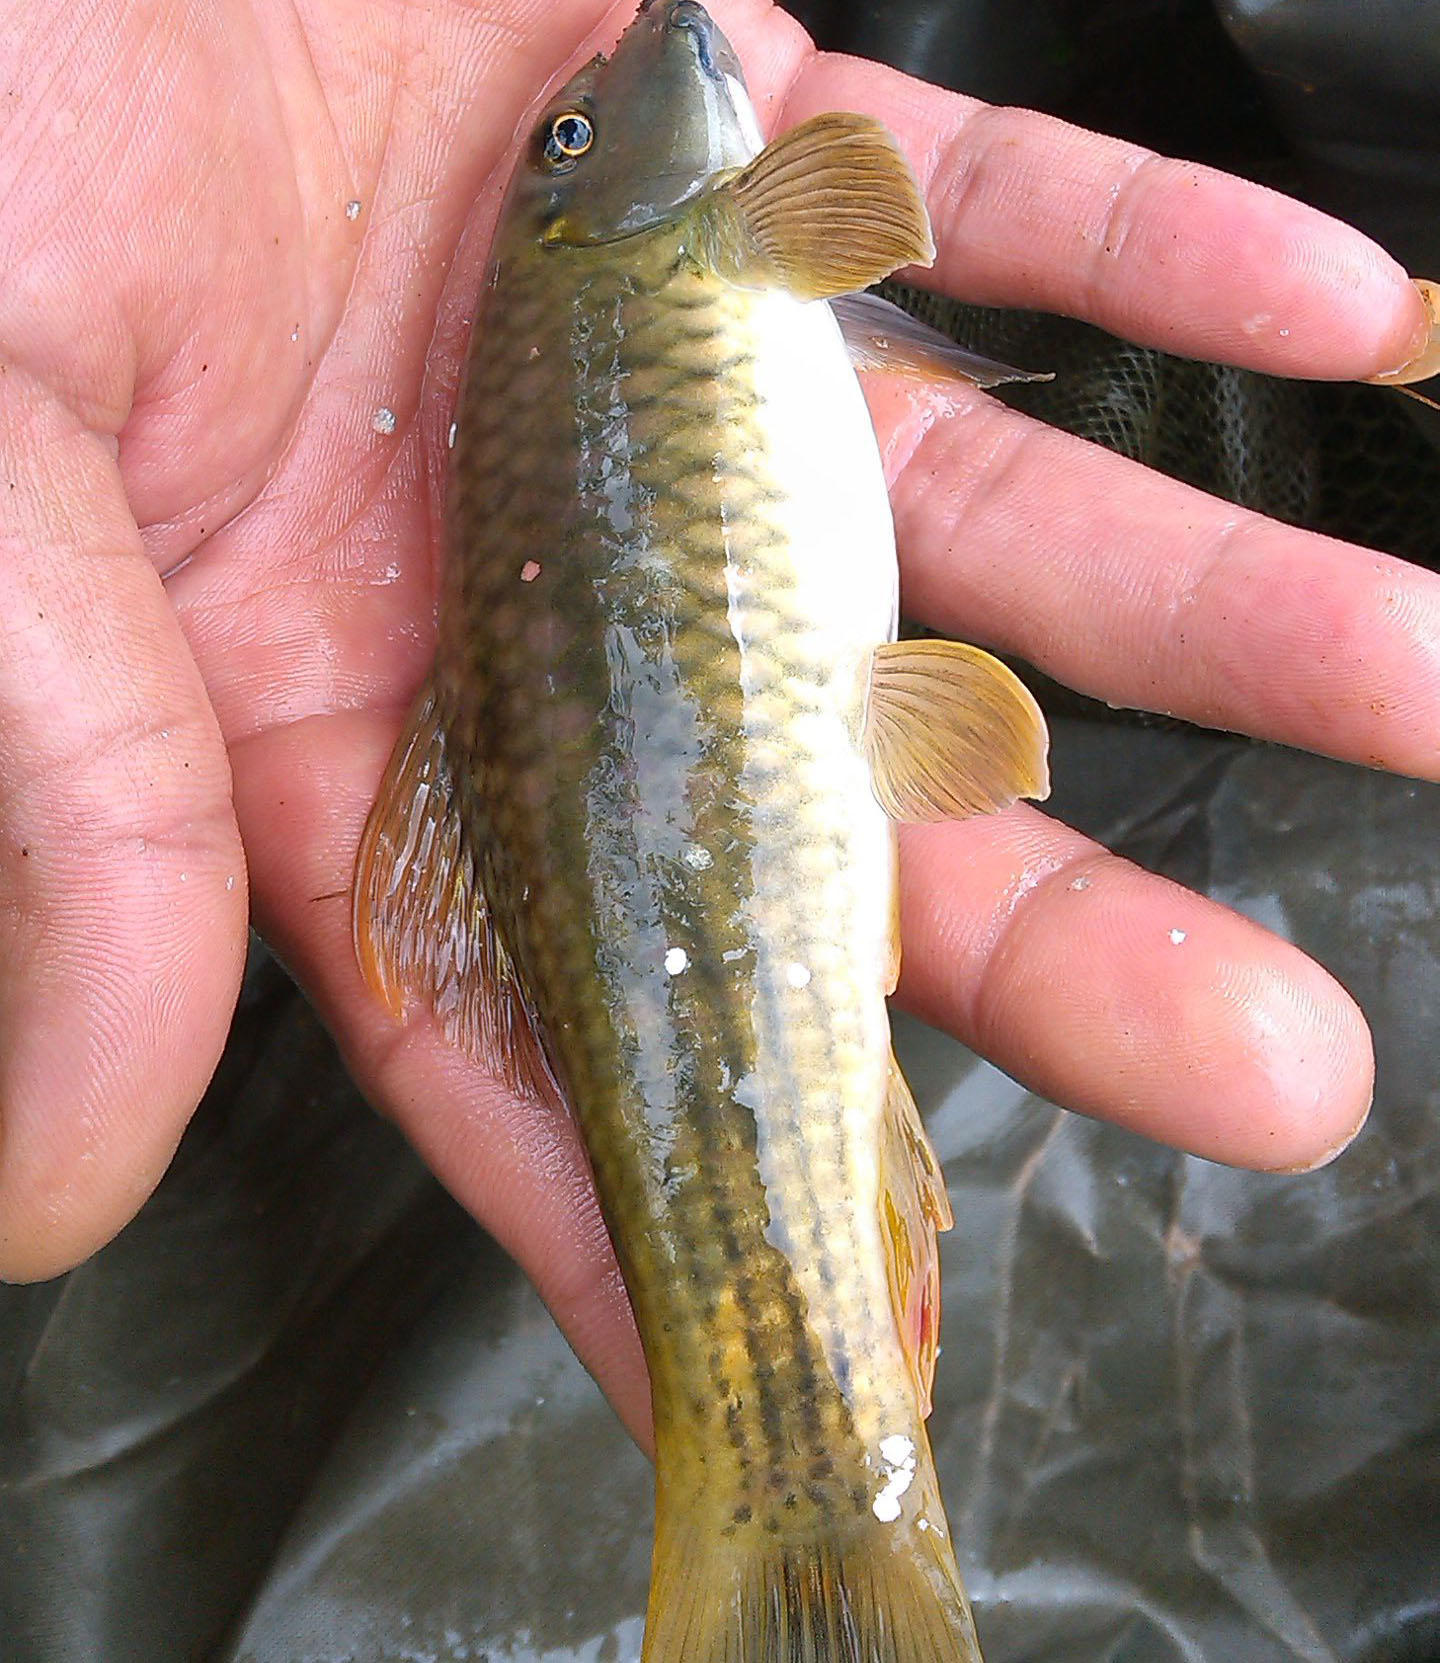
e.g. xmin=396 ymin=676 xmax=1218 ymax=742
xmin=353 ymin=684 xmax=556 ymax=1103
xmin=880 ymin=1053 xmax=954 ymax=1416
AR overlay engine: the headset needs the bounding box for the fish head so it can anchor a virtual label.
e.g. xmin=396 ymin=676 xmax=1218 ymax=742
xmin=509 ymin=0 xmax=764 ymax=248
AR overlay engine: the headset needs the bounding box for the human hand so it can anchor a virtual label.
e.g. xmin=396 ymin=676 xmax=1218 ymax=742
xmin=2 ymin=0 xmax=1435 ymax=1443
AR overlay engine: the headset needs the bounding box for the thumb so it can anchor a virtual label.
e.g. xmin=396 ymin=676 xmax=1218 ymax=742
xmin=0 ymin=364 xmax=248 ymax=1280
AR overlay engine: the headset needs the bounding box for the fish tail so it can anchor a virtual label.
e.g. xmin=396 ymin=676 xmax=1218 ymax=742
xmin=643 ymin=1477 xmax=984 ymax=1662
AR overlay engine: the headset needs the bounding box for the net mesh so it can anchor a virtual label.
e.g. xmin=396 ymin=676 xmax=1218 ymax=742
xmin=884 ymin=286 xmax=1440 ymax=567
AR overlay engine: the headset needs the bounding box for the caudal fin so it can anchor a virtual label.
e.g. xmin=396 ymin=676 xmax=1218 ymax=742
xmin=643 ymin=1476 xmax=984 ymax=1663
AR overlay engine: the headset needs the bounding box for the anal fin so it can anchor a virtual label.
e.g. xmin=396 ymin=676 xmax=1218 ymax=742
xmin=881 ymin=1053 xmax=954 ymax=1417
xmin=353 ymin=683 xmax=555 ymax=1104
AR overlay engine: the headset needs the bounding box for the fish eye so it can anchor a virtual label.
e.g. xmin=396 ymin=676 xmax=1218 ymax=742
xmin=543 ymin=111 xmax=594 ymax=167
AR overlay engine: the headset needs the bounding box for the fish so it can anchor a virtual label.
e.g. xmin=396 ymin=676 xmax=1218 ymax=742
xmin=353 ymin=3 xmax=1050 ymax=1658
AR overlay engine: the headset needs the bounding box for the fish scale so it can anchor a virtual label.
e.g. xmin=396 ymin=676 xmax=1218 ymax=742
xmin=439 ymin=233 xmax=910 ymax=1522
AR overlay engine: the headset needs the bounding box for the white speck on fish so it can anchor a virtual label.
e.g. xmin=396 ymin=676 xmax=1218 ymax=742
xmin=225 ymin=876 xmax=235 ymax=892
xmin=345 ymin=198 xmax=363 ymax=221
xmin=682 ymin=845 xmax=713 ymax=871
xmin=1169 ymin=928 xmax=1187 ymax=944
xmin=664 ymin=947 xmax=689 ymax=975
xmin=879 ymin=1434 xmax=913 ymax=1465
xmin=520 ymin=560 xmax=541 ymax=582
xmin=290 ymin=325 xmax=300 ymax=342
xmin=1069 ymin=875 xmax=1092 ymax=891
xmin=786 ymin=962 xmax=811 ymax=989
xmin=372 ymin=406 xmax=397 ymax=435
xmin=873 ymin=1434 xmax=917 ymax=1522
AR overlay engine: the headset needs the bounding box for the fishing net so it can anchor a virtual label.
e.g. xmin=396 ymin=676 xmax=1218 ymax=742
xmin=887 ymin=289 xmax=1440 ymax=566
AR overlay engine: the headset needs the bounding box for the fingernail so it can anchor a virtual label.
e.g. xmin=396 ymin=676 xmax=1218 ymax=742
xmin=1275 ymin=1090 xmax=1373 ymax=1175
xmin=1367 ymin=277 xmax=1440 ymax=385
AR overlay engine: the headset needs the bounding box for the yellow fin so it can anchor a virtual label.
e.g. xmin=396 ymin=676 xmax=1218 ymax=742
xmin=643 ymin=1468 xmax=983 ymax=1663
xmin=881 ymin=1054 xmax=954 ymax=1416
xmin=885 ymin=830 xmax=902 ymax=994
xmin=353 ymin=685 xmax=555 ymax=1103
xmin=697 ymin=112 xmax=935 ymax=301
xmin=865 ymin=639 xmax=1050 ymax=822
xmin=832 ymin=290 xmax=1053 ymax=388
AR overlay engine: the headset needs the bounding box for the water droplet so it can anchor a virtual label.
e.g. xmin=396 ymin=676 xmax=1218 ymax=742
xmin=372 ymin=406 xmax=397 ymax=435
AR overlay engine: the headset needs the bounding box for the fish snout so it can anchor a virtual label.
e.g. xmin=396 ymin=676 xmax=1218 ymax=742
xmin=665 ymin=0 xmax=745 ymax=85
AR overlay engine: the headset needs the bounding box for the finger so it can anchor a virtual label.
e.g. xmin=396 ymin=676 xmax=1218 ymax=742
xmin=0 ymin=369 xmax=247 ymax=1282
xmin=863 ymin=375 xmax=1440 ymax=782
xmin=895 ymin=806 xmax=1372 ymax=1172
xmin=229 ymin=711 xmax=654 ymax=1447
xmin=777 ymin=53 xmax=1429 ymax=379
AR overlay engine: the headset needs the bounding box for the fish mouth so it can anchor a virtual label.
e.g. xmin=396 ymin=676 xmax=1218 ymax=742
xmin=631 ymin=0 xmax=746 ymax=89
xmin=665 ymin=1 xmax=746 ymax=86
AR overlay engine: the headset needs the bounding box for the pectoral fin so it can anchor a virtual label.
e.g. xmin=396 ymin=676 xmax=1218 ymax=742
xmin=832 ymin=290 xmax=1052 ymax=388
xmin=880 ymin=1054 xmax=954 ymax=1416
xmin=353 ymin=684 xmax=556 ymax=1104
xmin=696 ymin=112 xmax=934 ymax=301
xmin=865 ymin=639 xmax=1050 ymax=821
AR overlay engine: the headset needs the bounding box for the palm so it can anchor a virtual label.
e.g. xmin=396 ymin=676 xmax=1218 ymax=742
xmin=2 ymin=0 xmax=1434 ymax=1441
